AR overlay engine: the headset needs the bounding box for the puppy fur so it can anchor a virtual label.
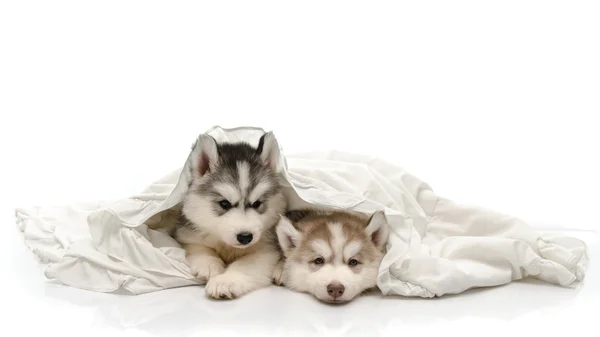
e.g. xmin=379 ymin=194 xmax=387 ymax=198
xmin=174 ymin=132 xmax=287 ymax=299
xmin=275 ymin=208 xmax=389 ymax=303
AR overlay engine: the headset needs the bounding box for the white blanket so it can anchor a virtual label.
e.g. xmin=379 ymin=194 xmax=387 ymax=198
xmin=15 ymin=126 xmax=589 ymax=297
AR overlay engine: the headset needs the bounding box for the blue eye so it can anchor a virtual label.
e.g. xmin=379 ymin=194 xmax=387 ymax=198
xmin=314 ymin=257 xmax=324 ymax=265
xmin=219 ymin=200 xmax=232 ymax=210
xmin=348 ymin=259 xmax=358 ymax=266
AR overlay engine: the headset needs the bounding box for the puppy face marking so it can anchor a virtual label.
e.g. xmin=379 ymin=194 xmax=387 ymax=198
xmin=237 ymin=161 xmax=250 ymax=196
xmin=310 ymin=239 xmax=333 ymax=262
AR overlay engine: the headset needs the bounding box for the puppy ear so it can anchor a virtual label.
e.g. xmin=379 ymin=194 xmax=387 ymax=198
xmin=190 ymin=134 xmax=219 ymax=179
xmin=276 ymin=215 xmax=302 ymax=256
xmin=256 ymin=132 xmax=280 ymax=170
xmin=365 ymin=211 xmax=389 ymax=250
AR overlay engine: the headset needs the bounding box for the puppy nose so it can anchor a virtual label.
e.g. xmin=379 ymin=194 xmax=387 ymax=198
xmin=236 ymin=232 xmax=253 ymax=245
xmin=327 ymin=283 xmax=345 ymax=299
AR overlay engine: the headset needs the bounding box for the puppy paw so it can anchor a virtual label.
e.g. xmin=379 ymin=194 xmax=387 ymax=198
xmin=205 ymin=273 xmax=253 ymax=299
xmin=272 ymin=261 xmax=285 ymax=286
xmin=187 ymin=255 xmax=225 ymax=283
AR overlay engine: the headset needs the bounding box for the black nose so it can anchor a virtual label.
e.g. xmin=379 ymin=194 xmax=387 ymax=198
xmin=236 ymin=232 xmax=253 ymax=245
xmin=327 ymin=282 xmax=345 ymax=299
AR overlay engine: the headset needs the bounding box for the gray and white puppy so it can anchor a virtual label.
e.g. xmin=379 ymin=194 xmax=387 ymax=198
xmin=175 ymin=132 xmax=286 ymax=299
xmin=275 ymin=209 xmax=389 ymax=303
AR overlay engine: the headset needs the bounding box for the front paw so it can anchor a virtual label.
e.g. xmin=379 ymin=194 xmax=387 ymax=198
xmin=205 ymin=273 xmax=253 ymax=299
xmin=187 ymin=256 xmax=225 ymax=283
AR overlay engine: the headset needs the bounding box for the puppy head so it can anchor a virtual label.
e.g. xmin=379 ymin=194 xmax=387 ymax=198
xmin=181 ymin=132 xmax=286 ymax=248
xmin=276 ymin=210 xmax=389 ymax=303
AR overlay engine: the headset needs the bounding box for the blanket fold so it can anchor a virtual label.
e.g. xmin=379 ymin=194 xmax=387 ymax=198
xmin=15 ymin=125 xmax=589 ymax=297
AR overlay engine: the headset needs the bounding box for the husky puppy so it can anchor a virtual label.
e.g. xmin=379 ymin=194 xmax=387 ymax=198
xmin=174 ymin=132 xmax=286 ymax=299
xmin=275 ymin=209 xmax=389 ymax=303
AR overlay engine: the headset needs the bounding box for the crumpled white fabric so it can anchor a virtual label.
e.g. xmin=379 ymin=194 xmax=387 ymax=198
xmin=15 ymin=126 xmax=590 ymax=297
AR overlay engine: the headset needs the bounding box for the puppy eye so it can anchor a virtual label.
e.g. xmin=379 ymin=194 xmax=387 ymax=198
xmin=348 ymin=259 xmax=359 ymax=266
xmin=218 ymin=200 xmax=232 ymax=210
xmin=250 ymin=200 xmax=262 ymax=209
xmin=313 ymin=257 xmax=324 ymax=265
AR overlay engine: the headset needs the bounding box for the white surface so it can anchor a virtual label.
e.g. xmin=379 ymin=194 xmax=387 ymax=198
xmin=1 ymin=225 xmax=597 ymax=337
xmin=1 ymin=1 xmax=599 ymax=336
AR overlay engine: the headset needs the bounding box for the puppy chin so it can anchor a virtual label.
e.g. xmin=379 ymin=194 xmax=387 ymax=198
xmin=315 ymin=294 xmax=351 ymax=304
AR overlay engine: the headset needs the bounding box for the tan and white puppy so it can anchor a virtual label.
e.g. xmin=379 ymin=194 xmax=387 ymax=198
xmin=275 ymin=209 xmax=389 ymax=303
xmin=174 ymin=132 xmax=286 ymax=299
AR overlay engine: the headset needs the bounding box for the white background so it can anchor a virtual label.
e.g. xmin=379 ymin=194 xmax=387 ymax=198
xmin=1 ymin=1 xmax=598 ymax=337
